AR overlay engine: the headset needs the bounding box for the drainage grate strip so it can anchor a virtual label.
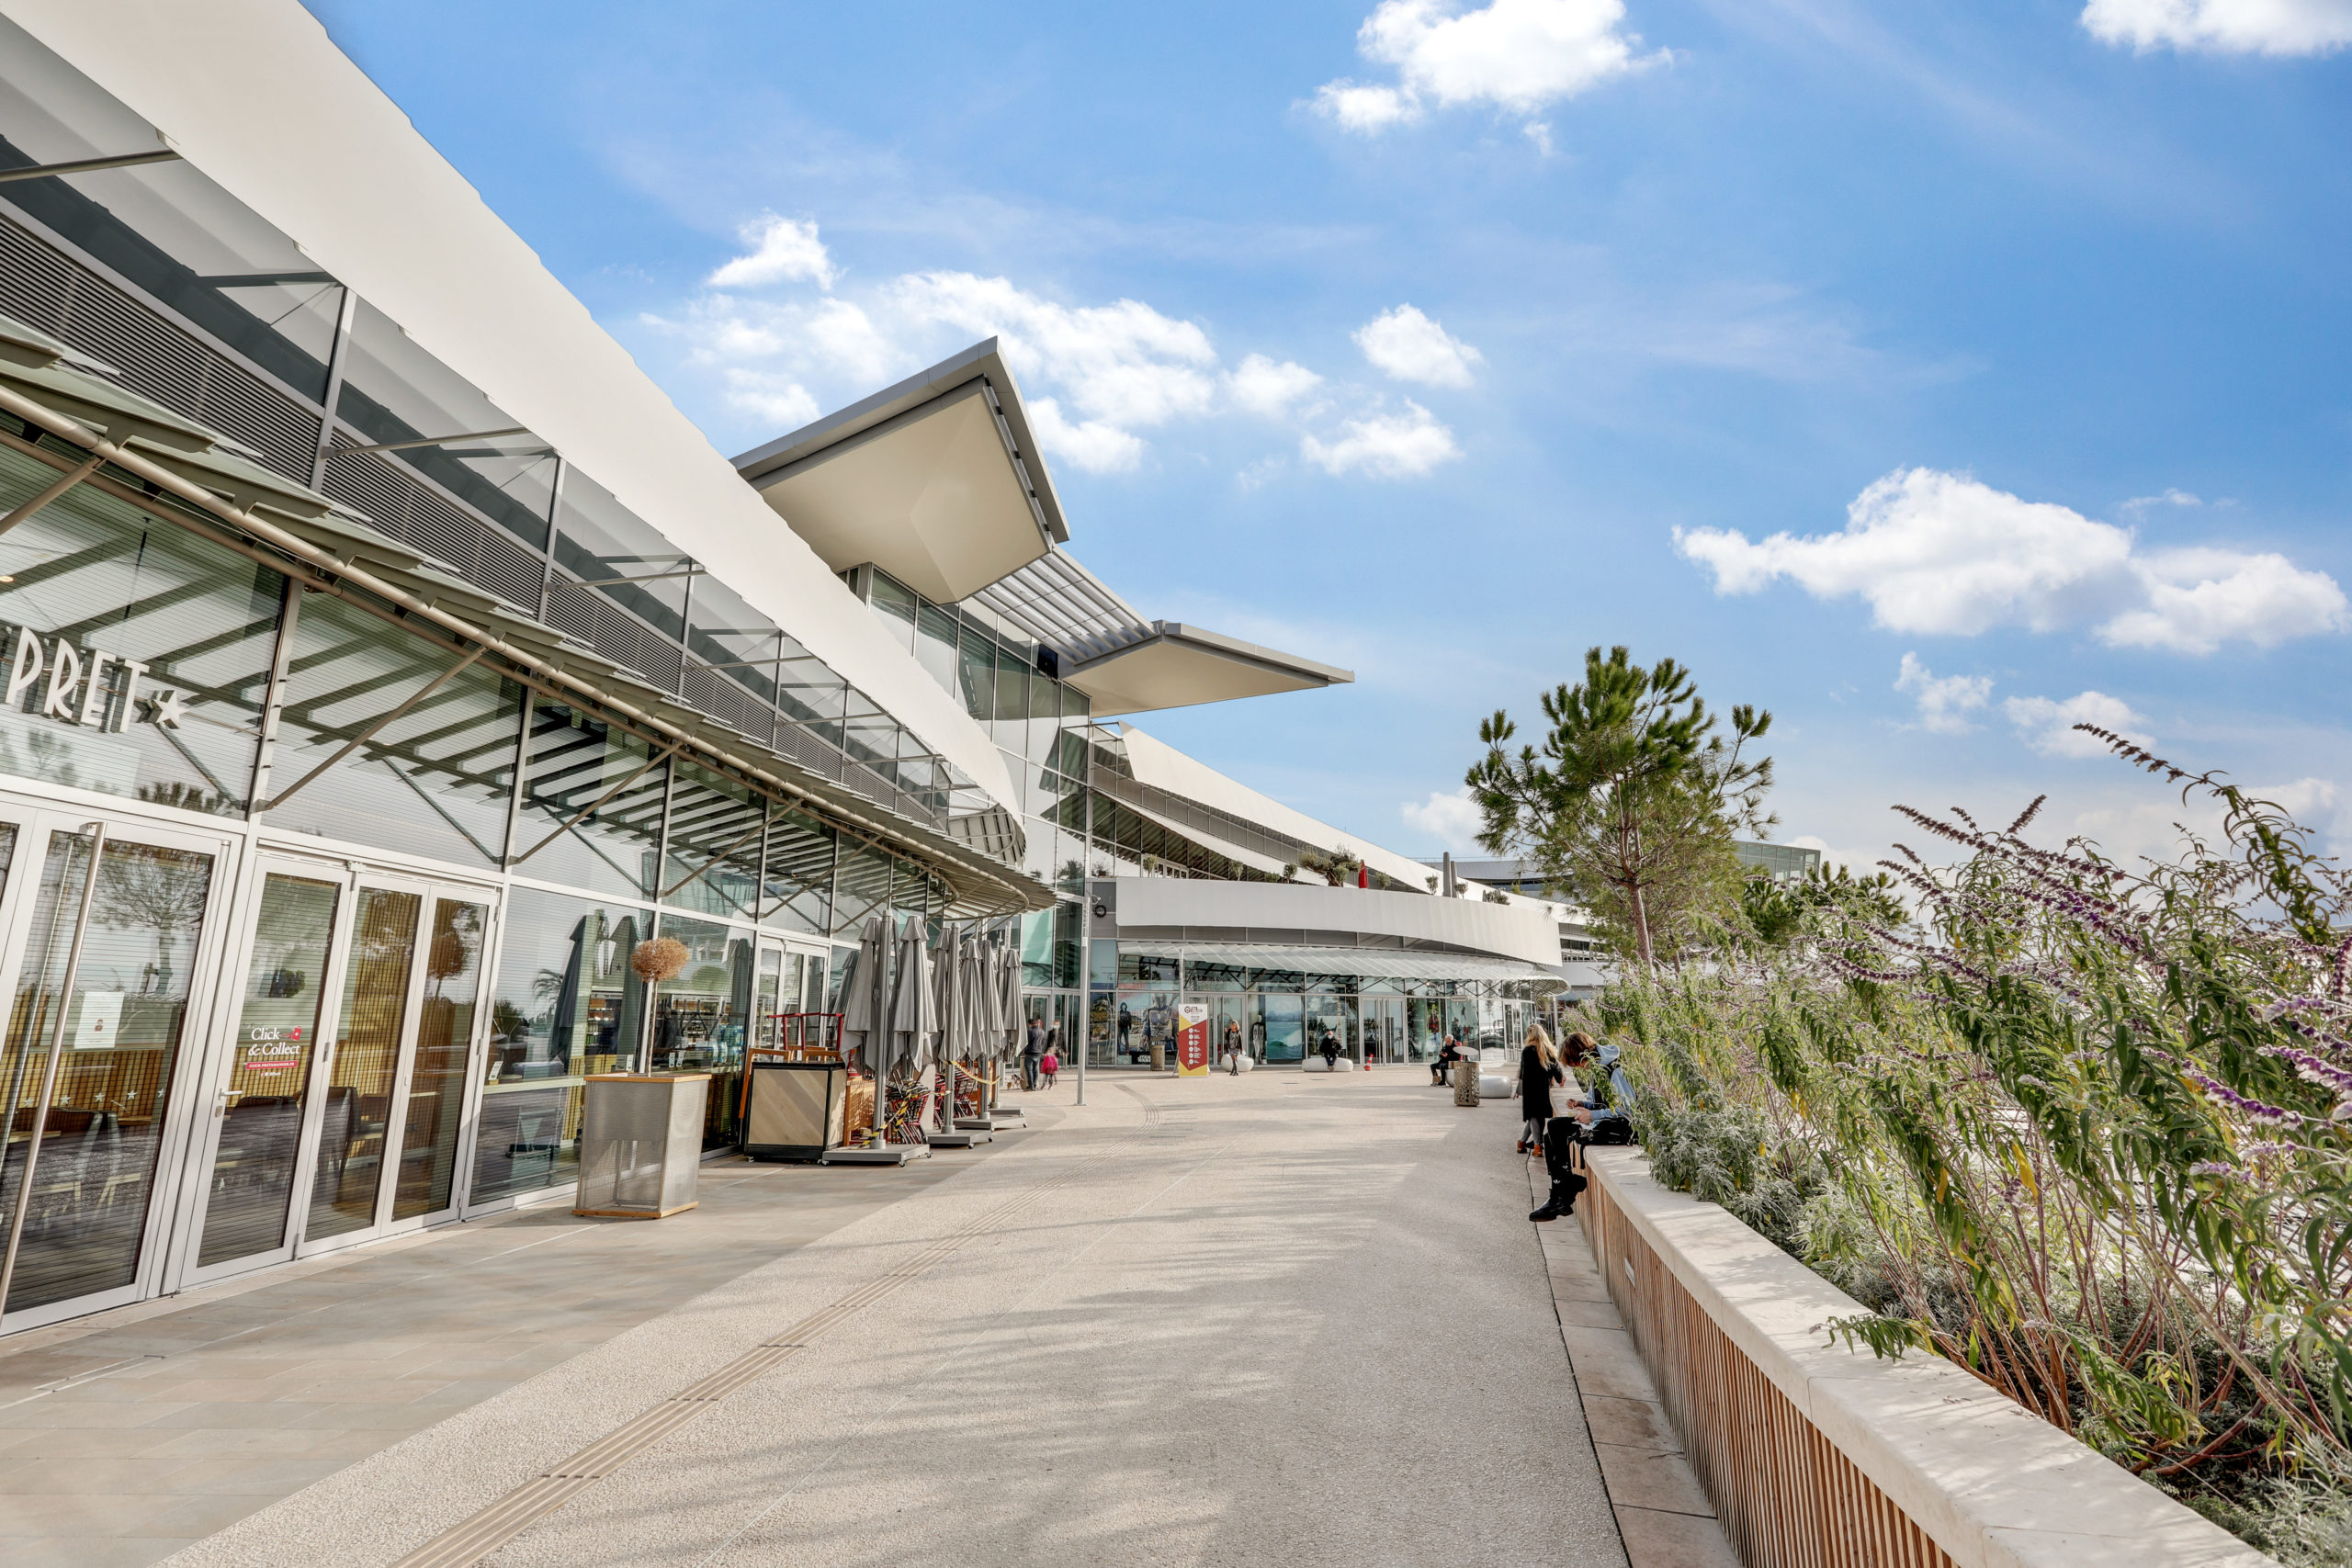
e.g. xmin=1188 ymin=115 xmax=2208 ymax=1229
xmin=388 ymin=1155 xmax=1104 ymax=1568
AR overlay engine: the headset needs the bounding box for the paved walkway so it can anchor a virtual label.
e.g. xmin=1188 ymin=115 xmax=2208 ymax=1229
xmin=6 ymin=1070 xmax=1644 ymax=1567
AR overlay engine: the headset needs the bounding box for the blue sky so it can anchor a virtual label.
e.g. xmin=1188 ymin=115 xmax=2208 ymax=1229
xmin=302 ymin=0 xmax=2352 ymax=874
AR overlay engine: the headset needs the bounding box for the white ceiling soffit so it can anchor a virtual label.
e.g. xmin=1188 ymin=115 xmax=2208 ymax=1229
xmin=1066 ymin=624 xmax=1352 ymax=718
xmin=1116 ymin=725 xmax=1437 ymax=891
xmin=732 ymin=341 xmax=1066 ymax=604
xmin=3 ymin=0 xmax=1017 ymax=813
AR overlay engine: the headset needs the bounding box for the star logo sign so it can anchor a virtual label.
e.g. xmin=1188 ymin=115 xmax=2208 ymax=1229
xmin=145 ymin=687 xmax=188 ymax=728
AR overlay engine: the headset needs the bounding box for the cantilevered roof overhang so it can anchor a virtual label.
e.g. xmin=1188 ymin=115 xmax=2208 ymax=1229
xmin=731 ymin=341 xmax=1067 ymax=605
xmin=970 ymin=548 xmax=1352 ymax=717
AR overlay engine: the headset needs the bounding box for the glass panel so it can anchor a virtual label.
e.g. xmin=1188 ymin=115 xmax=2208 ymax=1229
xmin=754 ymin=948 xmax=782 ymax=1053
xmin=0 ymin=130 xmax=341 ymax=401
xmin=759 ymin=809 xmax=834 ymax=936
xmin=956 ymin=628 xmax=994 ymax=725
xmin=331 ymin=297 xmax=554 ymax=549
xmin=512 ymin=698 xmax=663 ymax=899
xmin=1028 ymin=667 xmax=1059 ymax=765
xmin=478 ymin=889 xmax=644 ymax=1203
xmin=830 ymin=842 xmax=891 ymax=937
xmin=1257 ymin=994 xmax=1305 ymax=1063
xmin=197 ymin=872 xmax=337 ymax=1268
xmin=1 ymin=829 xmax=211 ymax=1313
xmin=647 ymin=916 xmax=752 ymax=1150
xmin=777 ymin=655 xmax=845 ymax=750
xmin=304 ymin=887 xmax=420 ymax=1242
xmin=868 ymin=572 xmax=918 ymax=651
xmin=914 ymin=604 xmax=958 ymax=695
xmin=993 ymin=643 xmax=1029 ymax=749
xmin=550 ymin=466 xmax=688 ymax=638
xmin=1020 ymin=910 xmax=1053 ymax=989
xmin=265 ymin=592 xmax=521 ymax=867
xmin=0 ymin=445 xmax=279 ymax=815
xmin=391 ymin=897 xmax=484 ymax=1220
xmin=662 ymin=761 xmax=763 ymax=920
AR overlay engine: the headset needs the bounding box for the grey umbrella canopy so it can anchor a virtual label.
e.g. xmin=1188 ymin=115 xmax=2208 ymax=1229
xmin=888 ymin=915 xmax=936 ymax=1075
xmin=994 ymin=933 xmax=1023 ymax=1062
xmin=837 ymin=914 xmax=891 ymax=1077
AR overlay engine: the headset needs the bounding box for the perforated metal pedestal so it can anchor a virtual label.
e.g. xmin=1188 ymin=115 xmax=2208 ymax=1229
xmin=575 ymin=1074 xmax=711 ymax=1218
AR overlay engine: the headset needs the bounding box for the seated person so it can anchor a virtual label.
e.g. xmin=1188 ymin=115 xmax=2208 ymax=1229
xmin=1558 ymin=1034 xmax=1634 ymax=1139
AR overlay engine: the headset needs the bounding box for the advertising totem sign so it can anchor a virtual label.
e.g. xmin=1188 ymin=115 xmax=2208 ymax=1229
xmin=1176 ymin=1001 xmax=1210 ymax=1077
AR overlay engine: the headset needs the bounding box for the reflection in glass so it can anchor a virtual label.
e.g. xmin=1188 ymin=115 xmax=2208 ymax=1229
xmin=513 ymin=698 xmax=664 ymax=899
xmin=392 ymin=898 xmax=484 ymax=1220
xmin=662 ymin=761 xmax=763 ymax=920
xmin=1 ymin=829 xmax=212 ymax=1314
xmin=831 ymin=843 xmax=891 ymax=937
xmin=197 ymin=873 xmax=337 ymax=1268
xmin=0 ymin=445 xmax=280 ymax=816
xmin=305 ymin=887 xmax=420 ymax=1242
xmin=759 ymin=809 xmax=834 ymax=936
xmin=265 ymin=592 xmax=520 ymax=867
xmin=476 ymin=889 xmax=644 ymax=1202
xmin=648 ymin=916 xmax=752 ymax=1149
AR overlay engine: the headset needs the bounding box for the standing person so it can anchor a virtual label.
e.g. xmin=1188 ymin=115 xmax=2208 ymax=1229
xmin=1023 ymin=1017 xmax=1045 ymax=1091
xmin=1040 ymin=1043 xmax=1059 ymax=1087
xmin=1532 ymin=1037 xmax=1597 ymax=1222
xmin=1222 ymin=1016 xmax=1241 ymax=1069
xmin=1517 ymin=1024 xmax=1563 ymax=1155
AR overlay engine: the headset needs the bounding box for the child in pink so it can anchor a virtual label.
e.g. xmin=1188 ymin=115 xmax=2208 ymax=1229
xmin=1040 ymin=1050 xmax=1059 ymax=1086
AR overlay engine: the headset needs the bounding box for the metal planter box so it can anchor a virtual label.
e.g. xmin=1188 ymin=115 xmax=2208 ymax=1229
xmin=574 ymin=1073 xmax=710 ymax=1219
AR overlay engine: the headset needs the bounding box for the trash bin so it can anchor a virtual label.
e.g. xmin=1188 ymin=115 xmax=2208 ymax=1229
xmin=742 ymin=1059 xmax=846 ymax=1162
xmin=575 ymin=1073 xmax=710 ymax=1218
xmin=1453 ymin=1060 xmax=1480 ymax=1108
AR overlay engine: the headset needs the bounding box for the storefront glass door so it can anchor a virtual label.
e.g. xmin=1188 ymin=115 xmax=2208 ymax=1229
xmin=296 ymin=882 xmax=491 ymax=1254
xmin=1 ymin=815 xmax=224 ymax=1328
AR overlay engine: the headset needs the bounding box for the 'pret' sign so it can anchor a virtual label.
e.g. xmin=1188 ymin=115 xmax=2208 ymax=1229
xmin=5 ymin=626 xmax=189 ymax=730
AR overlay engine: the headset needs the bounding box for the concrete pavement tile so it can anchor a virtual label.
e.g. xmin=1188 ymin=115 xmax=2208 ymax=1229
xmin=0 ymin=1457 xmax=200 ymax=1494
xmin=143 ymin=1427 xmax=389 ymax=1461
xmin=142 ymin=1493 xmax=285 ymax=1537
xmin=152 ymin=1457 xmax=347 ymax=1495
xmin=1594 ymin=1442 xmax=1716 ymax=1517
xmin=0 ymin=1426 xmax=186 ymax=1459
xmin=1614 ymin=1503 xmax=1746 ymax=1568
xmin=135 ymin=1402 xmax=329 ymax=1431
xmin=1558 ymin=1296 xmax=1629 ymax=1328
xmin=0 ymin=1402 xmax=198 ymax=1430
xmin=2 ymin=1535 xmax=191 ymax=1567
xmin=1558 ymin=1327 xmax=1663 ymax=1402
xmin=1580 ymin=1395 xmax=1682 ymax=1450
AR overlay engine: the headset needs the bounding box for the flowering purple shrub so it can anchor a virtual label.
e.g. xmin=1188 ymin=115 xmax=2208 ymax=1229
xmin=1608 ymin=728 xmax=2352 ymax=1551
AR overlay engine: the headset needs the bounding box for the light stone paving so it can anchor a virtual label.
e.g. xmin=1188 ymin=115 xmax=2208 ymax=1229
xmin=8 ymin=1068 xmax=1631 ymax=1568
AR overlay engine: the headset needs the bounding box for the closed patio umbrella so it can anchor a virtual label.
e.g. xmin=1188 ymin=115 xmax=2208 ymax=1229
xmin=838 ymin=914 xmax=891 ymax=1078
xmin=889 ymin=915 xmax=936 ymax=1073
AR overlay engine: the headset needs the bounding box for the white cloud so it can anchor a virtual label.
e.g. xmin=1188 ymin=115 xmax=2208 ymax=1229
xmin=2004 ymin=691 xmax=2152 ymax=758
xmin=1300 ymin=401 xmax=1463 ymax=479
xmin=707 ymin=214 xmax=838 ymax=289
xmin=1315 ymin=81 xmax=1422 ymax=130
xmin=1315 ymin=0 xmax=1665 ymax=133
xmin=1676 ymin=467 xmax=2349 ymax=654
xmin=1894 ymin=653 xmax=1991 ymax=734
xmin=1354 ymin=305 xmax=1484 ymax=388
xmin=1025 ymin=397 xmax=1147 ymax=476
xmin=2105 ymin=547 xmax=2352 ymax=654
xmin=2082 ymin=0 xmax=2352 ymax=56
xmin=1402 ymin=785 xmax=1485 ymax=850
xmin=718 ymin=369 xmax=820 ymax=429
xmin=1227 ymin=354 xmax=1324 ymax=417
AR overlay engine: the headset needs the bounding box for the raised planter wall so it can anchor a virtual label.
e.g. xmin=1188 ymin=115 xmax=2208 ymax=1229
xmin=1578 ymin=1149 xmax=2275 ymax=1568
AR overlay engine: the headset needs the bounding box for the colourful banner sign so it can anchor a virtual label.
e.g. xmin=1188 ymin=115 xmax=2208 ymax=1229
xmin=1176 ymin=1001 xmax=1210 ymax=1077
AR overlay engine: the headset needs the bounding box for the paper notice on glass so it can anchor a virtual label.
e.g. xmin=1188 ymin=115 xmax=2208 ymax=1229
xmin=74 ymin=990 xmax=125 ymax=1050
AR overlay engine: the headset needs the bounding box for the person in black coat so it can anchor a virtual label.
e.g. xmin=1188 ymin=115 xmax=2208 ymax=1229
xmin=1517 ymin=1024 xmax=1562 ymax=1154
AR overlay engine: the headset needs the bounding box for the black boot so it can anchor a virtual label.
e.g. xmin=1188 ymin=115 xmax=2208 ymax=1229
xmin=1528 ymin=1172 xmax=1587 ymax=1222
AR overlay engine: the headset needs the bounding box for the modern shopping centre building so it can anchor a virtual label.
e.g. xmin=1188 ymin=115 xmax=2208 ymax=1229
xmin=0 ymin=0 xmax=1573 ymax=1337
